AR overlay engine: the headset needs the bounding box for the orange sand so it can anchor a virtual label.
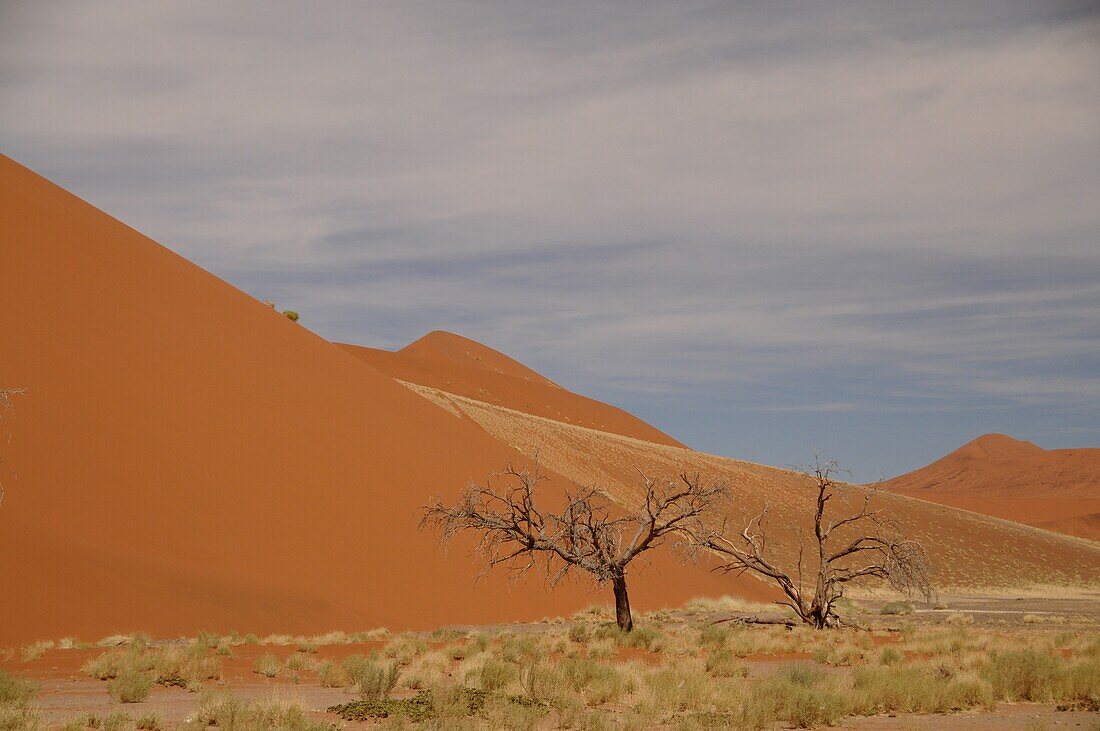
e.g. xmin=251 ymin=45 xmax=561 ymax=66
xmin=0 ymin=155 xmax=736 ymax=645
xmin=882 ymin=434 xmax=1100 ymax=541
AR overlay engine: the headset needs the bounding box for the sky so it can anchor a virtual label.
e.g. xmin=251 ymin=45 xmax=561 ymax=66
xmin=2 ymin=1 xmax=1098 ymax=480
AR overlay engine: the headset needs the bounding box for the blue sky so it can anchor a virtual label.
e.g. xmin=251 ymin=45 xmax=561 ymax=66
xmin=2 ymin=1 xmax=1098 ymax=479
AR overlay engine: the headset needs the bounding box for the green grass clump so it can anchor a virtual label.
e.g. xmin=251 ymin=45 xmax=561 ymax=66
xmin=328 ymin=690 xmax=434 ymax=723
xmin=474 ymin=658 xmax=516 ymax=692
xmin=0 ymin=669 xmax=40 ymax=731
xmin=357 ymin=660 xmax=399 ymax=701
xmin=0 ymin=671 xmax=36 ymax=708
xmin=851 ymin=664 xmax=995 ymax=714
xmin=195 ymin=692 xmax=335 ymax=730
xmin=879 ymin=646 xmax=903 ymax=665
xmin=618 ymin=625 xmax=662 ymax=651
xmin=134 ymin=713 xmax=163 ymax=731
xmin=741 ymin=664 xmax=848 ymax=729
xmin=705 ymin=647 xmax=748 ymax=678
xmin=252 ymin=653 xmax=281 ymax=678
xmin=979 ymin=649 xmax=1068 ymax=702
xmin=108 ymin=670 xmax=153 ymax=703
xmin=698 ymin=624 xmax=730 ymax=646
xmin=568 ymin=624 xmax=590 ymax=643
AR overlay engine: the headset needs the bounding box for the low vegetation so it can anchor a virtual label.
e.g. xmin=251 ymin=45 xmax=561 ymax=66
xmin=3 ymin=597 xmax=1098 ymax=729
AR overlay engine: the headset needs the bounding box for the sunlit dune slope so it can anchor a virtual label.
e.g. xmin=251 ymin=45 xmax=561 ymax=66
xmin=0 ymin=155 xmax=741 ymax=645
xmin=404 ymin=386 xmax=1100 ymax=592
xmin=340 ymin=338 xmax=684 ymax=447
xmin=882 ymin=434 xmax=1100 ymax=541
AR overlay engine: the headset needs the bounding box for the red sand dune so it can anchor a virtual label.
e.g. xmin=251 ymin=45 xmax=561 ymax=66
xmin=882 ymin=434 xmax=1100 ymax=541
xmin=340 ymin=337 xmax=683 ymax=447
xmin=0 ymin=155 xmax=748 ymax=646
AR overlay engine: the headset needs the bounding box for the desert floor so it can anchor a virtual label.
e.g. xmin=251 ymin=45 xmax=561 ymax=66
xmin=2 ymin=594 xmax=1099 ymax=730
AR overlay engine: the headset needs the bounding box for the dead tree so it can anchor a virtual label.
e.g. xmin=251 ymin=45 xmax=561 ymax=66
xmin=691 ymin=455 xmax=931 ymax=629
xmin=421 ymin=462 xmax=727 ymax=632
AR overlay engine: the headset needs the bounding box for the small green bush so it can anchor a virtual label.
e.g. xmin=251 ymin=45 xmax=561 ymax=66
xmin=134 ymin=713 xmax=163 ymax=731
xmin=980 ymin=649 xmax=1061 ymax=702
xmin=698 ymin=624 xmax=729 ymax=646
xmin=0 ymin=671 xmax=36 ymax=707
xmin=475 ymin=659 xmax=516 ymax=692
xmin=283 ymin=310 xmax=300 ymax=322
xmin=108 ymin=669 xmax=153 ymax=703
xmin=252 ymin=653 xmax=281 ymax=678
xmin=879 ymin=646 xmax=903 ymax=665
xmin=705 ymin=647 xmax=747 ymax=678
xmin=357 ymin=661 xmax=399 ymax=701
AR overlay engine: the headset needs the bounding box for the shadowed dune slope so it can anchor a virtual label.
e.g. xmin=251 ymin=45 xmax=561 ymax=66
xmin=403 ymin=386 xmax=1100 ymax=592
xmin=340 ymin=339 xmax=684 ymax=447
xmin=0 ymin=155 xmax=740 ymax=645
xmin=882 ymin=434 xmax=1100 ymax=541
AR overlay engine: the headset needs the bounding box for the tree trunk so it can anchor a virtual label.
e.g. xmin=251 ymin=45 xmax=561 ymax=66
xmin=612 ymin=575 xmax=633 ymax=632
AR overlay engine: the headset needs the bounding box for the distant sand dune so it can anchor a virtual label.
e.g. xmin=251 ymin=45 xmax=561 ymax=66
xmin=882 ymin=434 xmax=1100 ymax=541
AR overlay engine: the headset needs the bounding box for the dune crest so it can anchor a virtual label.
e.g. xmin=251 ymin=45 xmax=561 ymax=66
xmin=340 ymin=339 xmax=684 ymax=447
xmin=882 ymin=434 xmax=1100 ymax=541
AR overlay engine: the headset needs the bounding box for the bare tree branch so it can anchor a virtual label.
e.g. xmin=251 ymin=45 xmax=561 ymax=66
xmin=689 ymin=454 xmax=932 ymax=629
xmin=421 ymin=461 xmax=728 ymax=631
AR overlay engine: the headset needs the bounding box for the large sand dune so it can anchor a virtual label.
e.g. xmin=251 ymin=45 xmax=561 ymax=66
xmin=0 ymin=156 xmax=732 ymax=645
xmin=882 ymin=434 xmax=1100 ymax=541
xmin=2 ymin=155 xmax=1097 ymax=647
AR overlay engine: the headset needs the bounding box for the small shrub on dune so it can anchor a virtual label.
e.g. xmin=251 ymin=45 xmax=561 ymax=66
xmin=195 ymin=692 xmax=333 ymax=731
xmin=152 ymin=644 xmax=221 ymax=686
xmin=133 ymin=714 xmax=162 ymax=731
xmin=0 ymin=671 xmax=37 ymax=707
xmin=357 ymin=661 xmax=400 ymax=701
xmin=641 ymin=664 xmax=712 ymax=715
xmin=252 ymin=653 xmax=281 ymax=678
xmin=740 ymin=664 xmax=848 ymax=729
xmin=0 ymin=670 xmax=39 ymax=731
xmin=879 ymin=647 xmax=903 ymax=665
xmin=472 ymin=658 xmax=515 ymax=692
xmin=617 ymin=625 xmax=662 ymax=651
xmin=585 ymin=639 xmax=617 ymax=661
xmin=568 ymin=624 xmax=591 ymax=644
xmin=980 ymin=649 xmax=1062 ymax=702
xmin=851 ymin=664 xmax=994 ymax=715
xmin=382 ymin=636 xmax=427 ymax=666
xmin=497 ymin=635 xmax=540 ymax=664
xmin=108 ymin=669 xmax=153 ymax=703
xmin=697 ymin=624 xmax=729 ymax=647
xmin=705 ymin=647 xmax=748 ymax=678
xmin=316 ymin=661 xmax=347 ymax=688
xmin=102 ymin=712 xmax=135 ymax=731
xmin=295 ymin=640 xmax=318 ymax=654
xmin=1056 ymin=659 xmax=1100 ymax=710
xmin=82 ymin=650 xmax=132 ymax=681
xmin=19 ymin=642 xmax=51 ymax=663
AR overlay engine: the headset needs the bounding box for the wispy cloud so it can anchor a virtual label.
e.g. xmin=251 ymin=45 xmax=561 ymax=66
xmin=2 ymin=0 xmax=1098 ymax=476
